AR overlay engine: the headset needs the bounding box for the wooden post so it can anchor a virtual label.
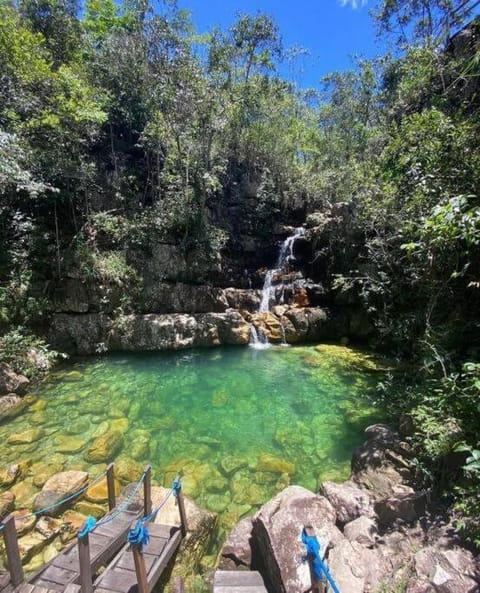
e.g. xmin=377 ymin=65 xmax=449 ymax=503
xmin=78 ymin=533 xmax=93 ymax=593
xmin=106 ymin=463 xmax=116 ymax=511
xmin=2 ymin=515 xmax=24 ymax=587
xmin=176 ymin=484 xmax=188 ymax=538
xmin=132 ymin=545 xmax=148 ymax=593
xmin=143 ymin=465 xmax=152 ymax=517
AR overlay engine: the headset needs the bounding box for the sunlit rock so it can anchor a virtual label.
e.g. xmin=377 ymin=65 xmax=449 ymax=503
xmin=8 ymin=428 xmax=45 ymax=445
xmin=256 ymin=453 xmax=295 ymax=475
xmin=0 ymin=463 xmax=20 ymax=488
xmin=0 ymin=491 xmax=15 ymax=519
xmin=84 ymin=431 xmax=124 ymax=463
xmin=33 ymin=470 xmax=89 ymax=516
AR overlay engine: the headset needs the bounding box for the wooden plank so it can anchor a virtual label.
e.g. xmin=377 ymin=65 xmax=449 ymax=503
xmin=94 ymin=568 xmax=138 ymax=593
xmin=116 ymin=554 xmax=156 ymax=573
xmin=213 ymin=585 xmax=267 ymax=593
xmin=64 ymin=584 xmax=81 ymax=593
xmin=141 ymin=537 xmax=167 ymax=557
xmin=146 ymin=524 xmax=178 ymax=539
xmin=0 ymin=571 xmax=10 ymax=592
xmin=146 ymin=531 xmax=182 ymax=593
xmin=32 ymin=580 xmax=65 ymax=592
xmin=214 ymin=572 xmax=265 ymax=587
xmin=36 ymin=565 xmax=77 ymax=586
xmin=16 ymin=583 xmax=34 ymax=593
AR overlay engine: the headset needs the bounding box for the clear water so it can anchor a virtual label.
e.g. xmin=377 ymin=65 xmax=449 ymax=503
xmin=0 ymin=344 xmax=384 ymax=533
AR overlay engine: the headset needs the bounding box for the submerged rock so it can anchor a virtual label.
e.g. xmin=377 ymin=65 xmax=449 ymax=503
xmin=0 ymin=491 xmax=15 ymax=519
xmin=8 ymin=428 xmax=45 ymax=445
xmin=0 ymin=395 xmax=30 ymax=421
xmin=33 ymin=470 xmax=88 ymax=516
xmin=84 ymin=431 xmax=124 ymax=463
xmin=256 ymin=454 xmax=295 ymax=475
xmin=12 ymin=509 xmax=37 ymax=536
xmin=84 ymin=477 xmax=120 ymax=504
xmin=0 ymin=464 xmax=20 ymax=488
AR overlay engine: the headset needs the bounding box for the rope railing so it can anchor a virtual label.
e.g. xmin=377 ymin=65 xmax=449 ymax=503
xmin=77 ymin=469 xmax=148 ymax=539
xmin=0 ymin=468 xmax=109 ymax=532
xmin=127 ymin=476 xmax=183 ymax=550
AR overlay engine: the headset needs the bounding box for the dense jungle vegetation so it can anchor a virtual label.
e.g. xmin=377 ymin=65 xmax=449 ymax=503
xmin=0 ymin=0 xmax=479 ymax=545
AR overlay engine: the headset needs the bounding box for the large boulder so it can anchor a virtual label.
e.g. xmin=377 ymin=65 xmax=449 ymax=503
xmin=375 ymin=488 xmax=427 ymax=527
xmin=319 ymin=480 xmax=373 ymax=524
xmin=409 ymin=547 xmax=479 ymax=593
xmin=0 ymin=363 xmax=30 ymax=396
xmin=351 ymin=424 xmax=414 ymax=500
xmin=252 ymin=486 xmax=341 ymax=593
xmin=33 ymin=471 xmax=89 ymax=516
xmin=218 ymin=518 xmax=254 ymax=570
xmin=328 ymin=538 xmax=383 ymax=593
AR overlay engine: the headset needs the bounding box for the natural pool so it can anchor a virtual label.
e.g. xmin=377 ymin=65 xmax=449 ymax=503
xmin=1 ymin=344 xmax=385 ymax=535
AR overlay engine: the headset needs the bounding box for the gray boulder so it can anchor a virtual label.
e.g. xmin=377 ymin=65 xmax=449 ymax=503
xmin=409 ymin=547 xmax=479 ymax=593
xmin=252 ymin=486 xmax=341 ymax=593
xmin=218 ymin=517 xmax=253 ymax=570
xmin=375 ymin=487 xmax=427 ymax=527
xmin=343 ymin=515 xmax=378 ymax=546
xmin=319 ymin=480 xmax=373 ymax=524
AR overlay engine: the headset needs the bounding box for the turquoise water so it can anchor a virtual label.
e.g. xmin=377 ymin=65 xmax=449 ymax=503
xmin=0 ymin=344 xmax=383 ymax=532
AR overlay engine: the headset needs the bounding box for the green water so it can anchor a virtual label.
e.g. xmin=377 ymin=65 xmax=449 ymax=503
xmin=0 ymin=344 xmax=384 ymax=531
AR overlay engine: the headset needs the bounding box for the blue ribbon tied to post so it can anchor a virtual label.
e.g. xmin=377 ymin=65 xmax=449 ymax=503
xmin=128 ymin=519 xmax=150 ymax=550
xmin=301 ymin=528 xmax=340 ymax=593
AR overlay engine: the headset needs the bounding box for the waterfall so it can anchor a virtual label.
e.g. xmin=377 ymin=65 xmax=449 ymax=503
xmin=249 ymin=227 xmax=304 ymax=349
xmin=259 ymin=227 xmax=305 ymax=314
xmin=249 ymin=325 xmax=271 ymax=350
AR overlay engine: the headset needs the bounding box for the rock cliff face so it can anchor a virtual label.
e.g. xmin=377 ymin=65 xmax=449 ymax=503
xmin=45 ymin=204 xmax=376 ymax=355
xmin=217 ymin=425 xmax=480 ymax=593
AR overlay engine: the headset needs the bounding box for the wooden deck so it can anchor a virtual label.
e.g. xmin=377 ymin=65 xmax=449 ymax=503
xmin=1 ymin=467 xmax=186 ymax=593
xmin=213 ymin=571 xmax=268 ymax=593
xmin=29 ymin=508 xmax=141 ymax=592
xmin=94 ymin=523 xmax=182 ymax=593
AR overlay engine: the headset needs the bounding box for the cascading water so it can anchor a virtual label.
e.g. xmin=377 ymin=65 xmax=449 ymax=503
xmin=249 ymin=325 xmax=270 ymax=350
xmin=249 ymin=227 xmax=305 ymax=348
xmin=259 ymin=227 xmax=305 ymax=313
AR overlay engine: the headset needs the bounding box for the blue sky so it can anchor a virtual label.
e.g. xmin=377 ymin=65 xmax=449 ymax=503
xmin=179 ymin=0 xmax=387 ymax=88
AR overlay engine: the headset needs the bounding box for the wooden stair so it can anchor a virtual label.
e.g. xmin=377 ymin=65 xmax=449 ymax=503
xmin=213 ymin=571 xmax=268 ymax=593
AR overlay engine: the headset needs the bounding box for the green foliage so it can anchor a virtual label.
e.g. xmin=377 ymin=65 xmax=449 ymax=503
xmin=0 ymin=328 xmax=61 ymax=377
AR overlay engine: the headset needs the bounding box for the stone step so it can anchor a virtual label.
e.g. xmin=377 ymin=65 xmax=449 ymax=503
xmin=213 ymin=571 xmax=268 ymax=592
